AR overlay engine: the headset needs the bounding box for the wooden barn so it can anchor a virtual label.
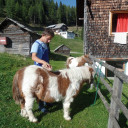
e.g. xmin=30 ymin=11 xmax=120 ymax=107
xmin=46 ymin=23 xmax=68 ymax=34
xmin=54 ymin=44 xmax=70 ymax=56
xmin=77 ymin=0 xmax=128 ymax=76
xmin=0 ymin=18 xmax=41 ymax=56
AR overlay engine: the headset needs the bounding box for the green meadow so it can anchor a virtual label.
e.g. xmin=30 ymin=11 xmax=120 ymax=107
xmin=0 ymin=35 xmax=127 ymax=128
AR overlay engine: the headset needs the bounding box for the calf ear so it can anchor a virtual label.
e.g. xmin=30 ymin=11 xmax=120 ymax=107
xmin=84 ymin=54 xmax=89 ymax=58
xmin=89 ymin=67 xmax=93 ymax=73
xmin=84 ymin=55 xmax=93 ymax=65
xmin=66 ymin=57 xmax=74 ymax=68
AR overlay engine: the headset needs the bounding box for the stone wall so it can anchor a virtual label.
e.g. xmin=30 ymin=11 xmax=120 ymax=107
xmin=86 ymin=0 xmax=128 ymax=58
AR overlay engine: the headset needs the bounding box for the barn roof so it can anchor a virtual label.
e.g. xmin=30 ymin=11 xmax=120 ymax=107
xmin=53 ymin=23 xmax=67 ymax=29
xmin=54 ymin=44 xmax=70 ymax=52
xmin=0 ymin=17 xmax=40 ymax=36
xmin=46 ymin=23 xmax=67 ymax=29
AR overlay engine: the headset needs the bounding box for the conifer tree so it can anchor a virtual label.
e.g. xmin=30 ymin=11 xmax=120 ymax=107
xmin=28 ymin=5 xmax=34 ymax=23
xmin=15 ymin=2 xmax=21 ymax=19
xmin=0 ymin=0 xmax=4 ymax=16
xmin=2 ymin=0 xmax=76 ymax=26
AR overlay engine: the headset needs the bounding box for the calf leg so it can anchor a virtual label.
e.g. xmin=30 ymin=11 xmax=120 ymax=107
xmin=20 ymin=103 xmax=28 ymax=118
xmin=63 ymin=101 xmax=72 ymax=121
xmin=90 ymin=83 xmax=93 ymax=89
xmin=25 ymin=97 xmax=38 ymax=123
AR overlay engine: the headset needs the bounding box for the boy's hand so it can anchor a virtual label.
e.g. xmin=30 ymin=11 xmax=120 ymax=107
xmin=42 ymin=62 xmax=52 ymax=71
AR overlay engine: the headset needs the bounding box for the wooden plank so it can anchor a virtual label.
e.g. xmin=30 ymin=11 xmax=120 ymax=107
xmin=108 ymin=76 xmax=123 ymax=128
xmin=97 ymin=58 xmax=128 ymax=61
xmin=97 ymin=87 xmax=121 ymax=128
xmin=109 ymin=11 xmax=112 ymax=35
xmin=108 ymin=115 xmax=120 ymax=128
xmin=114 ymin=70 xmax=128 ymax=83
xmin=112 ymin=96 xmax=128 ymax=120
xmin=100 ymin=77 xmax=113 ymax=94
xmin=97 ymin=89 xmax=110 ymax=112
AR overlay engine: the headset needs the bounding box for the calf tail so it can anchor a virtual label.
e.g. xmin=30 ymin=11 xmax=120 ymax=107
xmin=12 ymin=71 xmax=24 ymax=104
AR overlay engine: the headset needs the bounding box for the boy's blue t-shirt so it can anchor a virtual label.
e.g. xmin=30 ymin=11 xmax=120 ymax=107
xmin=31 ymin=40 xmax=49 ymax=66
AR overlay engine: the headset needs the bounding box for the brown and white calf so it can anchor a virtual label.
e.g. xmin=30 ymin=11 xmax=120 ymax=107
xmin=66 ymin=55 xmax=93 ymax=69
xmin=66 ymin=55 xmax=94 ymax=89
xmin=12 ymin=65 xmax=93 ymax=123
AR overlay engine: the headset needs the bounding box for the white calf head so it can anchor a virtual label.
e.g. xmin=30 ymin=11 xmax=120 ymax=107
xmin=66 ymin=55 xmax=93 ymax=68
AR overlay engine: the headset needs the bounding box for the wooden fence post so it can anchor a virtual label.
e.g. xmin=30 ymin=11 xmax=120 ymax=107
xmin=108 ymin=75 xmax=123 ymax=128
xmin=84 ymin=0 xmax=88 ymax=54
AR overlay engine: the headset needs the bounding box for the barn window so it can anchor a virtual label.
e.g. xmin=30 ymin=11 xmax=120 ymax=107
xmin=0 ymin=37 xmax=7 ymax=45
xmin=109 ymin=11 xmax=128 ymax=35
xmin=106 ymin=61 xmax=125 ymax=77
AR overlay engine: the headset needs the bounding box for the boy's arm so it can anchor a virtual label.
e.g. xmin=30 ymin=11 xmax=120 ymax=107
xmin=32 ymin=53 xmax=52 ymax=70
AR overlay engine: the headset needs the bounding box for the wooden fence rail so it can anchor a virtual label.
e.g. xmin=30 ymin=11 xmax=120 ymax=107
xmin=89 ymin=55 xmax=128 ymax=128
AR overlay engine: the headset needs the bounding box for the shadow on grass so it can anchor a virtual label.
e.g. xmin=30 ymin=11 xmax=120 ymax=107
xmin=36 ymin=102 xmax=62 ymax=122
xmin=70 ymin=84 xmax=96 ymax=119
xmin=36 ymin=80 xmax=122 ymax=123
xmin=50 ymin=52 xmax=67 ymax=61
xmin=118 ymin=100 xmax=128 ymax=128
xmin=35 ymin=84 xmax=95 ymax=122
xmin=119 ymin=112 xmax=128 ymax=128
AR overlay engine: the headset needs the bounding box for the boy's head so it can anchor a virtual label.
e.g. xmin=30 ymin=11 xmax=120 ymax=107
xmin=42 ymin=28 xmax=54 ymax=38
xmin=41 ymin=28 xmax=54 ymax=43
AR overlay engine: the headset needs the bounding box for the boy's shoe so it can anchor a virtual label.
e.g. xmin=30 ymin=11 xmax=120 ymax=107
xmin=46 ymin=103 xmax=53 ymax=108
xmin=38 ymin=107 xmax=49 ymax=114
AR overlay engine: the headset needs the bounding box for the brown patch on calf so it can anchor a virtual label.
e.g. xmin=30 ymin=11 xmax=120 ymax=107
xmin=57 ymin=73 xmax=70 ymax=97
xmin=77 ymin=55 xmax=93 ymax=66
xmin=89 ymin=67 xmax=93 ymax=73
xmin=43 ymin=90 xmax=55 ymax=102
xmin=77 ymin=56 xmax=87 ymax=67
xmin=12 ymin=67 xmax=26 ymax=108
xmin=89 ymin=67 xmax=94 ymax=84
xmin=66 ymin=57 xmax=74 ymax=68
xmin=84 ymin=54 xmax=89 ymax=58
xmin=32 ymin=68 xmax=48 ymax=99
xmin=84 ymin=55 xmax=93 ymax=65
xmin=32 ymin=68 xmax=55 ymax=103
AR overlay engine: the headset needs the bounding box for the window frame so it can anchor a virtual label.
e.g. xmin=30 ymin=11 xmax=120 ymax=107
xmin=109 ymin=11 xmax=128 ymax=35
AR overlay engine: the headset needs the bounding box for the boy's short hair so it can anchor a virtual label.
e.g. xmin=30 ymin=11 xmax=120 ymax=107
xmin=42 ymin=28 xmax=54 ymax=37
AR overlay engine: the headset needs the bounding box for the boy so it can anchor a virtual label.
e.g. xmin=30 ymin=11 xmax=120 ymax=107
xmin=31 ymin=28 xmax=54 ymax=113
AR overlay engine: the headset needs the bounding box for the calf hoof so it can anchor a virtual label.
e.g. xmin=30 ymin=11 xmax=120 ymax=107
xmin=20 ymin=110 xmax=28 ymax=118
xmin=64 ymin=116 xmax=71 ymax=121
xmin=29 ymin=117 xmax=38 ymax=123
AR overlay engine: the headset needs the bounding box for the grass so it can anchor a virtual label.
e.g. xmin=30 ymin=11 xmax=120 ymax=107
xmin=50 ymin=35 xmax=83 ymax=53
xmin=0 ymin=53 xmax=128 ymax=128
xmin=0 ymin=53 xmax=108 ymax=128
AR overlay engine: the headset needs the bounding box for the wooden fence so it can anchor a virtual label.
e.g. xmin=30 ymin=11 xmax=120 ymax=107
xmin=90 ymin=55 xmax=128 ymax=128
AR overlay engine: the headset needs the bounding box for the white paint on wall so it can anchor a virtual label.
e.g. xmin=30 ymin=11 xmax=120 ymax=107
xmin=93 ymin=61 xmax=105 ymax=77
xmin=60 ymin=31 xmax=75 ymax=39
xmin=125 ymin=62 xmax=128 ymax=76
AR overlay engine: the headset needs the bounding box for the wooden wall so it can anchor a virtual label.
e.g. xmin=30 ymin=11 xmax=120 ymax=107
xmin=84 ymin=0 xmax=128 ymax=58
xmin=0 ymin=22 xmax=40 ymax=56
xmin=54 ymin=45 xmax=70 ymax=56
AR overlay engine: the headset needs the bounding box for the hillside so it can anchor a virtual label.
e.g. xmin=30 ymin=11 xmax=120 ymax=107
xmin=0 ymin=16 xmax=83 ymax=56
xmin=50 ymin=35 xmax=83 ymax=53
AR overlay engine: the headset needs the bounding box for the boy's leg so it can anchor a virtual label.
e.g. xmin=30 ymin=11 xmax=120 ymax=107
xmin=39 ymin=100 xmax=49 ymax=113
